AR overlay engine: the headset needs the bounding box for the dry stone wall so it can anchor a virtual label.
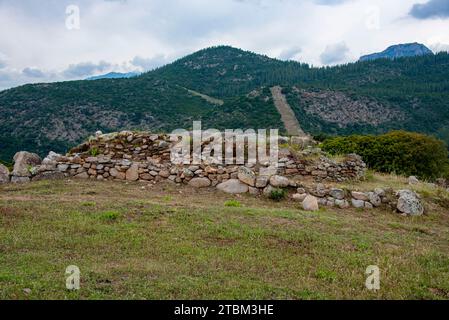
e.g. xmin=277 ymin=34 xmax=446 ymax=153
xmin=0 ymin=131 xmax=430 ymax=215
xmin=48 ymin=131 xmax=367 ymax=186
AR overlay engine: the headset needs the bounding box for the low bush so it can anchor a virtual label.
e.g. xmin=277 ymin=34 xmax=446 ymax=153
xmin=321 ymin=131 xmax=449 ymax=180
xmin=269 ymin=188 xmax=287 ymax=201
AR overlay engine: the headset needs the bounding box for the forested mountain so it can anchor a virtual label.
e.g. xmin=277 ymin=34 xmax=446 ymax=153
xmin=1 ymin=45 xmax=449 ymax=161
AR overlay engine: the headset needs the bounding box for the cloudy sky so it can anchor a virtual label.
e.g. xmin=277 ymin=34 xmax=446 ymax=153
xmin=0 ymin=0 xmax=449 ymax=90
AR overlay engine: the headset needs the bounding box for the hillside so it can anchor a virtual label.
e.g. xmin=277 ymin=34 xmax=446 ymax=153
xmin=1 ymin=46 xmax=449 ymax=161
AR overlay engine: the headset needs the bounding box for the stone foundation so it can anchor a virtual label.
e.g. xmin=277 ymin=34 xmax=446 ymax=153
xmin=29 ymin=131 xmax=367 ymax=190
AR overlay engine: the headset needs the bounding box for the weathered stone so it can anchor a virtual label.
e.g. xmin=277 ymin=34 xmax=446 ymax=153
xmin=263 ymin=185 xmax=275 ymax=197
xmin=269 ymin=175 xmax=290 ymax=188
xmin=292 ymin=193 xmax=307 ymax=202
xmin=367 ymin=192 xmax=382 ymax=207
xmin=326 ymin=199 xmax=336 ymax=207
xmin=408 ymin=176 xmax=419 ymax=185
xmin=351 ymin=199 xmax=365 ymax=208
xmin=396 ymin=190 xmax=424 ymax=216
xmin=188 ymin=165 xmax=200 ymax=172
xmin=374 ymin=188 xmax=385 ymax=197
xmin=109 ymin=168 xmax=119 ymax=177
xmin=159 ymin=170 xmax=170 ymax=178
xmin=189 ymin=177 xmax=211 ymax=188
xmin=365 ymin=202 xmax=374 ymax=209
xmin=32 ymin=171 xmax=65 ymax=181
xmin=238 ymin=166 xmax=256 ymax=186
xmin=329 ymin=188 xmax=345 ymax=200
xmin=11 ymin=176 xmax=30 ymax=183
xmin=12 ymin=151 xmax=42 ymax=177
xmin=74 ymin=172 xmax=89 ymax=179
xmin=216 ymin=179 xmax=249 ymax=194
xmin=335 ymin=199 xmax=350 ymax=209
xmin=310 ymin=183 xmax=328 ymax=197
xmin=255 ymin=176 xmax=269 ymax=188
xmin=297 ymin=188 xmax=306 ymax=194
xmin=126 ymin=164 xmax=139 ymax=181
xmin=248 ymin=187 xmax=260 ymax=195
xmin=205 ymin=166 xmax=218 ymax=174
xmin=351 ymin=191 xmax=369 ymax=201
xmin=318 ymin=198 xmax=327 ymax=206
xmin=259 ymin=166 xmax=278 ymax=177
xmin=57 ymin=164 xmax=69 ymax=172
xmin=139 ymin=173 xmax=153 ymax=181
xmin=302 ymin=195 xmax=319 ymax=211
xmin=0 ymin=164 xmax=10 ymax=184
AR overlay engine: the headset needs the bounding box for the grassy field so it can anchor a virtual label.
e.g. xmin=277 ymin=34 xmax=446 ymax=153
xmin=0 ymin=176 xmax=448 ymax=300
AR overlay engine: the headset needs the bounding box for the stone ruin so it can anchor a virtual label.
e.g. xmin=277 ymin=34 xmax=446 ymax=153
xmin=0 ymin=130 xmax=427 ymax=215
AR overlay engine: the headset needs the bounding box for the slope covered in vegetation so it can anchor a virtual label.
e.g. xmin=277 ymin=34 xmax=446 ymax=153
xmin=1 ymin=46 xmax=449 ymax=161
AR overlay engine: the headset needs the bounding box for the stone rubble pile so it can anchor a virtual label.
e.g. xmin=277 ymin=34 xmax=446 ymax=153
xmin=290 ymin=184 xmax=424 ymax=215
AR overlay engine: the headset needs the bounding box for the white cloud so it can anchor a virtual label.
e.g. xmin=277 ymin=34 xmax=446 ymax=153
xmin=320 ymin=42 xmax=350 ymax=65
xmin=278 ymin=46 xmax=303 ymax=61
xmin=63 ymin=61 xmax=112 ymax=78
xmin=22 ymin=67 xmax=46 ymax=78
xmin=0 ymin=0 xmax=449 ymax=90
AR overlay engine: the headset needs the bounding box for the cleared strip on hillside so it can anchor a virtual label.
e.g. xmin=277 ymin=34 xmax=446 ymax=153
xmin=270 ymin=86 xmax=306 ymax=137
xmin=181 ymin=86 xmax=224 ymax=106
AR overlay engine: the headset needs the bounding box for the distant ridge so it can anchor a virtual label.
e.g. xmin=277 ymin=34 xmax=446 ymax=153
xmin=86 ymin=72 xmax=140 ymax=80
xmin=360 ymin=43 xmax=433 ymax=62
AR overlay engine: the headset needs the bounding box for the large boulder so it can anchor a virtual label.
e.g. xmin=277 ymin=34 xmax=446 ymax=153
xmin=32 ymin=171 xmax=65 ymax=181
xmin=125 ymin=164 xmax=139 ymax=181
xmin=189 ymin=177 xmax=211 ymax=188
xmin=238 ymin=167 xmax=256 ymax=187
xmin=292 ymin=193 xmax=307 ymax=202
xmin=12 ymin=151 xmax=42 ymax=177
xmin=396 ymin=190 xmax=424 ymax=216
xmin=351 ymin=191 xmax=369 ymax=201
xmin=255 ymin=176 xmax=269 ymax=188
xmin=310 ymin=183 xmax=328 ymax=197
xmin=351 ymin=199 xmax=365 ymax=208
xmin=216 ymin=179 xmax=249 ymax=194
xmin=0 ymin=164 xmax=10 ymax=184
xmin=302 ymin=195 xmax=319 ymax=211
xmin=269 ymin=175 xmax=290 ymax=188
xmin=11 ymin=176 xmax=30 ymax=183
xmin=367 ymin=192 xmax=382 ymax=207
xmin=42 ymin=151 xmax=62 ymax=164
xmin=329 ymin=188 xmax=345 ymax=200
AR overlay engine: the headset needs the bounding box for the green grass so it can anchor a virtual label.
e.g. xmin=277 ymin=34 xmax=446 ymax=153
xmin=224 ymin=200 xmax=242 ymax=207
xmin=0 ymin=180 xmax=448 ymax=300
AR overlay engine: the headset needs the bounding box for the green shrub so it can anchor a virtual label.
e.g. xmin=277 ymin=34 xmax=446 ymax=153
xmin=269 ymin=188 xmax=287 ymax=201
xmin=90 ymin=147 xmax=99 ymax=157
xmin=224 ymin=200 xmax=242 ymax=207
xmin=322 ymin=131 xmax=449 ymax=180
